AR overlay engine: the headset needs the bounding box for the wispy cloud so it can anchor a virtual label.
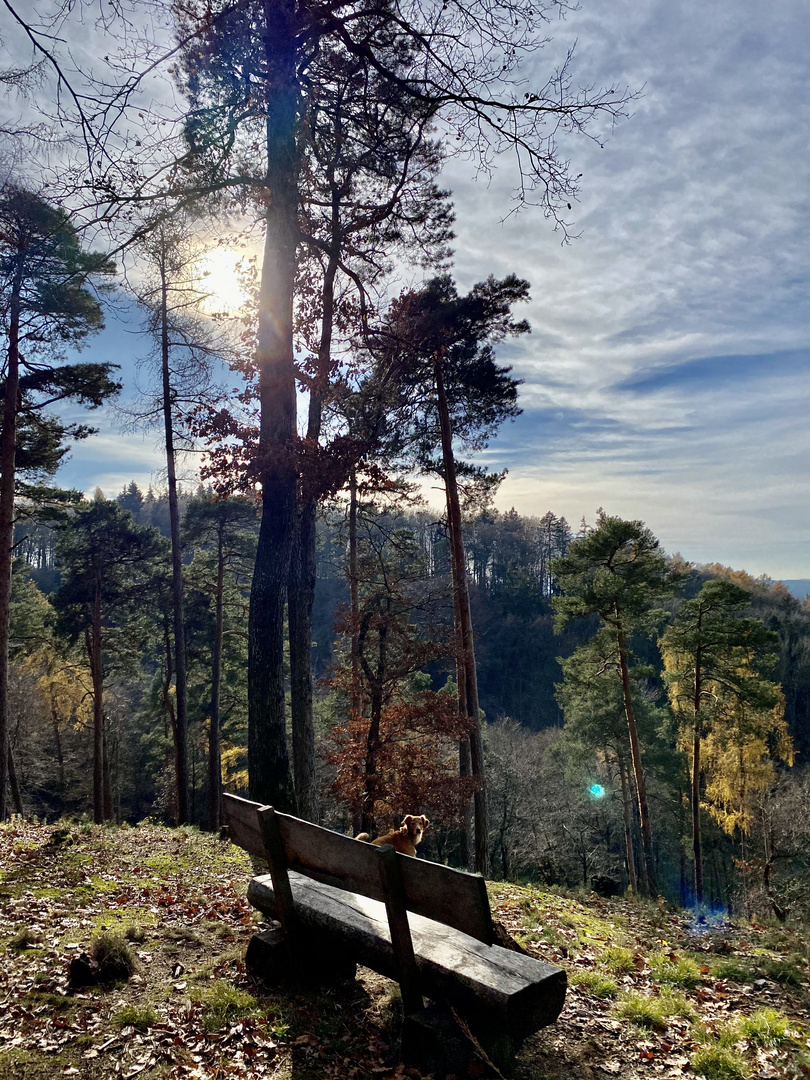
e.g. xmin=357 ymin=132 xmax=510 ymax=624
xmin=442 ymin=0 xmax=810 ymax=576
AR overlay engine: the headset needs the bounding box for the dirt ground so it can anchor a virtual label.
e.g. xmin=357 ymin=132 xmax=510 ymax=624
xmin=0 ymin=820 xmax=808 ymax=1080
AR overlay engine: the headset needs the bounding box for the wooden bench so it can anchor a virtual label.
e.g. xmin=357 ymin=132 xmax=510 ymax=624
xmin=224 ymin=793 xmax=566 ymax=1074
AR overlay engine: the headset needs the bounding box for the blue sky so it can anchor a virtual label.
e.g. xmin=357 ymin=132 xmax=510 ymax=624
xmin=5 ymin=0 xmax=810 ymax=579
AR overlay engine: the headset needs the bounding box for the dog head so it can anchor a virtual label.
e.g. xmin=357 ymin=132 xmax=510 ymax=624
xmin=402 ymin=814 xmax=430 ymax=846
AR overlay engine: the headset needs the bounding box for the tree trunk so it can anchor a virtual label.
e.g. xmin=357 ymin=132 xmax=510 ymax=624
xmin=692 ymin=646 xmax=704 ymax=904
xmin=434 ymin=360 xmax=489 ymax=876
xmin=7 ymin=744 xmax=22 ymax=815
xmin=288 ymin=503 xmax=319 ymax=820
xmin=287 ymin=225 xmax=338 ymax=824
xmin=0 ymin=260 xmax=22 ymax=820
xmin=208 ymin=522 xmax=225 ymax=832
xmin=616 ymin=624 xmax=657 ymax=897
xmin=348 ymin=468 xmax=362 ymax=720
xmin=248 ymin=0 xmax=298 ymax=811
xmin=359 ymin=613 xmax=387 ymax=835
xmin=617 ymin=750 xmax=638 ymax=896
xmin=88 ymin=578 xmax=105 ymax=823
xmin=159 ymin=258 xmax=189 ymax=824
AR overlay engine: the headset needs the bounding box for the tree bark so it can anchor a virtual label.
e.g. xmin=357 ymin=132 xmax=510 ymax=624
xmin=159 ymin=257 xmax=189 ymax=824
xmin=87 ymin=576 xmax=105 ymax=823
xmin=616 ymin=750 xmax=638 ymax=896
xmin=616 ymin=624 xmax=657 ymax=897
xmin=692 ymin=644 xmax=704 ymax=904
xmin=7 ymin=744 xmax=22 ymax=815
xmin=248 ymin=0 xmax=298 ymax=811
xmin=287 ymin=209 xmax=338 ymax=824
xmin=208 ymin=520 xmax=225 ymax=832
xmin=434 ymin=360 xmax=489 ymax=876
xmin=0 ymin=258 xmax=22 ymax=820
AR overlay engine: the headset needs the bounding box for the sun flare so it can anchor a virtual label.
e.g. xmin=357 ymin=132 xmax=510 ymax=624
xmin=195 ymin=248 xmax=250 ymax=314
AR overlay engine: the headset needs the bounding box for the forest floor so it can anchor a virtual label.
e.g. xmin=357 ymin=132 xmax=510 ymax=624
xmin=0 ymin=820 xmax=808 ymax=1080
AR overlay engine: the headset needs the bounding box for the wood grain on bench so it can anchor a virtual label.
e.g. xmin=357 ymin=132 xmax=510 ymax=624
xmin=247 ymin=870 xmax=567 ymax=1037
xmin=224 ymin=793 xmax=493 ymax=944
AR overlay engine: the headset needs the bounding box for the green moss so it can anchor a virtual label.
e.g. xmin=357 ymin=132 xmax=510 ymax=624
xmin=0 ymin=1047 xmax=70 ymax=1077
xmin=569 ymin=970 xmax=619 ymax=998
xmin=690 ymin=1046 xmax=749 ymax=1080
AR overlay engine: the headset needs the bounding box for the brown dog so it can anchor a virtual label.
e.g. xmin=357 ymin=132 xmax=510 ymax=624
xmin=355 ymin=814 xmax=430 ymax=857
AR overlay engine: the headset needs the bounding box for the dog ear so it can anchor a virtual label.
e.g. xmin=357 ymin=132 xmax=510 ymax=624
xmin=402 ymin=814 xmax=415 ymax=827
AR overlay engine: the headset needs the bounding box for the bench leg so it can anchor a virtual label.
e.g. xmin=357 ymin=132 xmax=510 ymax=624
xmin=246 ymin=929 xmax=356 ymax=988
xmin=402 ymin=1001 xmax=515 ymax=1079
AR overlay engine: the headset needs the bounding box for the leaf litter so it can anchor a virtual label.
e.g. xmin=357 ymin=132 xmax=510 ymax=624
xmin=0 ymin=820 xmax=808 ymax=1079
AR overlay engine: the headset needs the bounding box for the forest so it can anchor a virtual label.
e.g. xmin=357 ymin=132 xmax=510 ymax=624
xmin=0 ymin=0 xmax=807 ymax=958
xmin=7 ymin=486 xmax=810 ymax=923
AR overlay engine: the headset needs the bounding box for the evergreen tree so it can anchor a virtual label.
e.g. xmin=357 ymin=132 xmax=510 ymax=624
xmin=660 ymin=577 xmax=788 ymax=903
xmin=0 ymin=184 xmax=118 ymax=819
xmin=552 ymin=512 xmax=684 ymax=897
xmin=53 ymin=499 xmax=167 ymax=823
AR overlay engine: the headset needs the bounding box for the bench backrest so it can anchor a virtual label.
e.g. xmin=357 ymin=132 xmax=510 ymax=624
xmin=224 ymin=792 xmax=493 ymax=945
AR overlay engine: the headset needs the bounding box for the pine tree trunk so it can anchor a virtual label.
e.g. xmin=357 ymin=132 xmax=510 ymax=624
xmin=208 ymin=522 xmax=225 ymax=832
xmin=434 ymin=361 xmax=489 ymax=876
xmin=160 ymin=259 xmax=189 ymax=824
xmin=359 ymin=619 xmax=387 ymax=835
xmin=248 ymin=0 xmax=298 ymax=811
xmin=348 ymin=469 xmax=362 ymax=720
xmin=692 ymin=648 xmax=704 ymax=904
xmin=617 ymin=750 xmax=638 ymax=896
xmin=616 ymin=624 xmax=657 ymax=897
xmin=88 ymin=578 xmax=105 ymax=823
xmin=0 ymin=261 xmax=22 ymax=820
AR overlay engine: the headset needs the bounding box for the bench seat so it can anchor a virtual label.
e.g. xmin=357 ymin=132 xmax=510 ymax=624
xmin=248 ymin=870 xmax=566 ymax=1039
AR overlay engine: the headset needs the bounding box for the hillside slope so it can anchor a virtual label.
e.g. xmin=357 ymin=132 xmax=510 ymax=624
xmin=0 ymin=822 xmax=807 ymax=1079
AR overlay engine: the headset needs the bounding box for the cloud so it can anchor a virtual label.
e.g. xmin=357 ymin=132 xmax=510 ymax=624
xmin=437 ymin=0 xmax=810 ymax=577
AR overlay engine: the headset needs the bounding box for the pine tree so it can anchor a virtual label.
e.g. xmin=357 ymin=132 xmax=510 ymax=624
xmin=552 ymin=512 xmax=684 ymax=897
xmin=0 ymin=184 xmax=117 ymax=819
xmin=660 ymin=577 xmax=787 ymax=903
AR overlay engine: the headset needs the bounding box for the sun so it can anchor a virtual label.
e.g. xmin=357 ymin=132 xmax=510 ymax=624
xmin=195 ymin=248 xmax=250 ymax=314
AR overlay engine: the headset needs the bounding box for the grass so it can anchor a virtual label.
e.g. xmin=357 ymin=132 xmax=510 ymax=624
xmin=707 ymin=956 xmax=757 ymax=982
xmin=690 ymin=1046 xmax=749 ymax=1080
xmin=614 ymin=988 xmax=696 ymax=1031
xmin=8 ymin=925 xmax=42 ymax=951
xmin=190 ymin=980 xmax=262 ymax=1031
xmin=569 ymin=970 xmax=619 ymax=998
xmin=757 ymin=955 xmax=805 ymax=986
xmin=113 ymin=1003 xmax=159 ymax=1032
xmin=647 ymin=949 xmax=703 ymax=988
xmin=598 ymin=944 xmax=635 ymax=974
xmin=726 ymin=1007 xmax=796 ymax=1048
xmin=90 ymin=930 xmax=139 ymax=983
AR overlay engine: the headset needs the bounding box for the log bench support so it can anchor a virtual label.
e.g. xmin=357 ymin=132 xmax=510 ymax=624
xmin=224 ymin=794 xmax=566 ymax=1077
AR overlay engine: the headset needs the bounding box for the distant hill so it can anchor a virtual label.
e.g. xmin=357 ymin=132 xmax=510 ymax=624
xmin=780 ymin=579 xmax=810 ymax=599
